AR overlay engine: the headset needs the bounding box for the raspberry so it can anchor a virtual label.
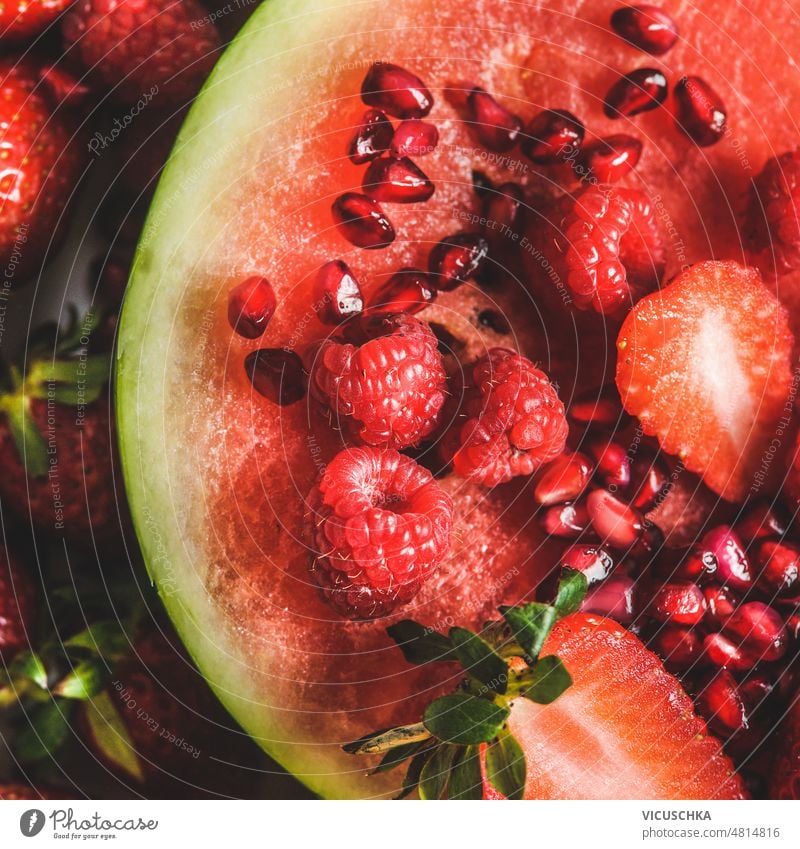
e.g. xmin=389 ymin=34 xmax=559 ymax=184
xmin=443 ymin=348 xmax=568 ymax=486
xmin=306 ymin=447 xmax=453 ymax=619
xmin=556 ymin=184 xmax=665 ymax=315
xmin=744 ymin=150 xmax=800 ymax=275
xmin=309 ymin=314 xmax=446 ymax=449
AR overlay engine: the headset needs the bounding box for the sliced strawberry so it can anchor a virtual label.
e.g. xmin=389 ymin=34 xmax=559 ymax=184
xmin=509 ymin=614 xmax=745 ymax=799
xmin=616 ymin=261 xmax=795 ymax=502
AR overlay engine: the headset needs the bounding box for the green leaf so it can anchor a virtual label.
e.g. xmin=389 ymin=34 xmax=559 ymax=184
xmin=418 ymin=744 xmax=457 ymax=800
xmin=424 ymin=693 xmax=509 ymax=745
xmin=343 ymin=722 xmax=431 ymax=755
xmin=448 ymin=745 xmax=483 ymax=799
xmin=386 ymin=620 xmax=457 ymax=665
xmin=449 ymin=627 xmax=508 ymax=693
xmin=15 ymin=700 xmax=73 ymax=762
xmin=500 ymin=602 xmax=557 ymax=661
xmin=10 ymin=651 xmax=48 ymax=690
xmin=81 ymin=691 xmax=144 ymax=782
xmin=521 ymin=655 xmax=573 ymax=705
xmin=52 ymin=659 xmax=106 ymax=700
xmin=370 ymin=741 xmax=423 ymax=775
xmin=0 ymin=393 xmax=48 ymax=478
xmin=56 ymin=308 xmax=102 ymax=354
xmin=554 ymin=567 xmax=589 ymax=617
xmin=484 ymin=728 xmax=526 ymax=800
xmin=395 ymin=748 xmax=431 ymax=799
xmin=66 ymin=621 xmax=131 ymax=662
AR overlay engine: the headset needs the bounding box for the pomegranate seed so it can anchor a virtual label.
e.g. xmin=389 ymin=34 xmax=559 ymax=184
xmin=569 ymin=384 xmax=628 ymax=429
xmin=651 ymin=625 xmax=701 ymax=671
xmin=348 ymin=109 xmax=393 ymax=164
xmin=699 ymin=525 xmax=752 ymax=590
xmin=787 ymin=611 xmax=800 ymax=642
xmin=579 ymin=134 xmax=642 ymax=183
xmin=650 ymin=581 xmax=707 ymax=625
xmin=610 ymin=5 xmax=679 ymax=56
xmin=604 ymin=68 xmax=668 ymax=118
xmin=724 ymin=602 xmax=788 ymax=662
xmin=735 ymin=500 xmax=790 ymax=546
xmin=534 ymin=452 xmax=593 ymax=505
xmin=581 ymin=574 xmax=636 ymax=624
xmin=361 ymin=62 xmax=433 ymax=119
xmin=481 ymin=182 xmax=523 ymax=245
xmin=586 ymin=489 xmax=644 ymax=548
xmin=696 ymin=670 xmax=748 ymax=734
xmin=227 ymin=276 xmax=276 ymax=339
xmin=521 ymin=109 xmax=584 ymax=164
xmin=629 ymin=450 xmax=669 ymax=511
xmin=362 ymin=156 xmax=434 ymax=204
xmin=244 ymin=349 xmax=306 ymax=406
xmin=588 ymin=439 xmax=631 ymax=491
xmin=673 ymin=548 xmax=717 ymax=582
xmin=312 ymin=260 xmax=364 ymax=325
xmin=477 ymin=309 xmax=511 ymax=334
xmin=739 ymin=676 xmax=774 ymax=714
xmin=703 ymin=583 xmax=739 ymax=626
xmin=466 ymin=87 xmax=522 ymax=152
xmin=331 ymin=192 xmax=395 ymax=249
xmin=702 ymin=632 xmax=755 ymax=671
xmin=628 ymin=519 xmax=665 ymax=563
xmin=673 ymin=75 xmax=727 ymax=147
xmin=428 ymin=233 xmax=489 ymax=291
xmin=390 ymin=119 xmax=438 ymax=157
xmin=541 ymin=501 xmax=590 ymax=538
xmin=754 ymin=538 xmax=800 ymax=597
xmin=561 ymin=543 xmax=614 ymax=584
xmin=368 ymin=267 xmax=436 ymax=316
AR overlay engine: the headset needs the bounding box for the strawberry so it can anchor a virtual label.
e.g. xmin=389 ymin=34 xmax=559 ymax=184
xmin=0 ymin=0 xmax=71 ymax=42
xmin=616 ymin=260 xmax=795 ymax=501
xmin=770 ymin=692 xmax=800 ymax=799
xmin=63 ymin=0 xmax=221 ymax=105
xmin=0 ymin=549 xmax=36 ymax=662
xmin=0 ymin=58 xmax=84 ymax=281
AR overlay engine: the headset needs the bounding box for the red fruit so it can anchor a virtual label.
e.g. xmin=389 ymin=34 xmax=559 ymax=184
xmin=348 ymin=109 xmax=393 ymax=164
xmin=510 ymin=615 xmax=745 ymax=799
xmin=63 ymin=0 xmax=220 ymax=104
xmin=702 ymin=632 xmax=755 ymax=671
xmin=0 ymin=0 xmax=70 ymax=41
xmin=0 ymin=550 xmax=36 ymax=661
xmin=309 ymin=314 xmax=446 ymax=449
xmin=587 ymin=488 xmax=644 ymax=548
xmin=466 ymin=87 xmax=522 ymax=152
xmin=703 ymin=583 xmax=739 ymax=627
xmin=588 ymin=439 xmax=631 ymax=490
xmin=650 ymin=581 xmax=707 ymax=626
xmin=696 ymin=669 xmax=748 ymax=735
xmin=770 ymin=696 xmax=800 ymax=799
xmin=312 ymin=260 xmax=364 ymax=325
xmin=723 ymin=602 xmax=787 ymax=662
xmin=616 ymin=261 xmax=795 ymax=501
xmin=481 ymin=182 xmax=523 ymax=247
xmin=754 ymin=538 xmax=800 ymax=597
xmin=541 ymin=501 xmax=590 ymax=538
xmin=651 ymin=625 xmax=702 ymax=671
xmin=305 ymin=446 xmax=453 ymax=619
xmin=332 ymin=192 xmax=396 ymax=249
xmin=244 ymin=349 xmax=307 ymax=406
xmin=0 ymin=59 xmax=83 ymax=280
xmin=568 ymin=383 xmax=627 ymax=429
xmin=735 ymin=500 xmax=790 ymax=547
xmin=428 ymin=232 xmax=489 ymax=291
xmin=361 ymin=62 xmax=433 ymax=119
xmin=629 ymin=449 xmax=669 ymax=511
xmin=521 ymin=108 xmax=584 ymax=165
xmin=390 ymin=119 xmax=438 ymax=158
xmin=227 ymin=276 xmax=277 ymax=339
xmin=743 ymin=150 xmax=800 ymax=275
xmin=610 ymin=5 xmax=679 ymax=56
xmin=560 ymin=543 xmax=614 ymax=584
xmin=699 ymin=525 xmax=752 ymax=590
xmin=604 ymin=68 xmax=668 ymax=118
xmin=444 ymin=348 xmax=568 ymax=486
xmin=368 ymin=267 xmax=436 ymax=316
xmin=534 ymin=452 xmax=593 ymax=505
xmin=362 ymin=156 xmax=435 ymax=203
xmin=555 ymin=183 xmax=665 ymax=315
xmin=673 ymin=76 xmax=727 ymax=147
xmin=578 ymin=134 xmax=642 ymax=183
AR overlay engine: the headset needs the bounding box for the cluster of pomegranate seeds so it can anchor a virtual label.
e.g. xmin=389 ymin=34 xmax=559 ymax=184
xmin=610 ymin=4 xmax=679 ymax=55
xmin=312 ymin=260 xmax=364 ymax=325
xmin=673 ymin=75 xmax=727 ymax=147
xmin=466 ymin=87 xmax=523 ymax=152
xmin=331 ymin=192 xmax=396 ymax=249
xmin=604 ymin=68 xmax=668 ymax=118
xmin=227 ymin=275 xmax=277 ymax=339
xmin=521 ymin=109 xmax=585 ymax=164
xmin=244 ymin=348 xmax=307 ymax=406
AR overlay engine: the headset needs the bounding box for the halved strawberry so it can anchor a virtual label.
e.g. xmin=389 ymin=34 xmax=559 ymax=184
xmin=616 ymin=261 xmax=795 ymax=502
xmin=510 ymin=614 xmax=745 ymax=799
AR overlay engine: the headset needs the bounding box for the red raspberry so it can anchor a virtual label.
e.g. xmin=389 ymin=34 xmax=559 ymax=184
xmin=744 ymin=150 xmax=800 ymax=275
xmin=443 ymin=348 xmax=568 ymax=486
xmin=0 ymin=1 xmax=71 ymax=42
xmin=309 ymin=314 xmax=446 ymax=449
xmin=556 ymin=184 xmax=665 ymax=315
xmin=306 ymin=447 xmax=453 ymax=619
xmin=62 ymin=0 xmax=220 ymax=104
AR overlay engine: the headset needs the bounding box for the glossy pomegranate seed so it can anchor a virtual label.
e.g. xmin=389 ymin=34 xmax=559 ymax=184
xmin=628 ymin=519 xmax=665 ymax=563
xmin=650 ymin=581 xmax=707 ymax=626
xmin=541 ymin=501 xmax=590 ymax=538
xmin=610 ymin=5 xmax=679 ymax=56
xmin=389 ymin=119 xmax=438 ymax=158
xmin=560 ymin=543 xmax=614 ymax=585
xmin=348 ymin=109 xmax=393 ymax=164
xmin=362 ymin=156 xmax=435 ymax=204
xmin=629 ymin=450 xmax=669 ymax=511
xmin=604 ymin=68 xmax=668 ymax=118
xmin=651 ymin=625 xmax=701 ymax=671
xmin=579 ymin=134 xmax=643 ymax=183
xmin=481 ymin=182 xmax=523 ymax=244
xmin=754 ymin=538 xmax=800 ymax=597
xmin=428 ymin=233 xmax=489 ymax=291
xmin=568 ymin=384 xmax=628 ymax=429
xmin=696 ymin=670 xmax=748 ymax=734
xmin=361 ymin=62 xmax=433 ymax=119
xmin=368 ymin=268 xmax=436 ymax=316
xmin=244 ymin=349 xmax=306 ymax=406
xmin=699 ymin=525 xmax=752 ymax=590
xmin=673 ymin=75 xmax=727 ymax=147
xmin=312 ymin=260 xmax=364 ymax=325
xmin=466 ymin=87 xmax=522 ymax=152
xmin=227 ymin=276 xmax=277 ymax=339
xmin=581 ymin=574 xmax=636 ymax=624
xmin=521 ymin=109 xmax=584 ymax=165
xmin=703 ymin=583 xmax=739 ymax=626
xmin=586 ymin=489 xmax=644 ymax=548
xmin=735 ymin=500 xmax=790 ymax=546
xmin=534 ymin=452 xmax=593 ymax=505
xmin=673 ymin=548 xmax=717 ymax=582
xmin=331 ymin=192 xmax=395 ymax=249
xmin=724 ymin=602 xmax=788 ymax=662
xmin=702 ymin=632 xmax=755 ymax=671
xmin=588 ymin=439 xmax=631 ymax=491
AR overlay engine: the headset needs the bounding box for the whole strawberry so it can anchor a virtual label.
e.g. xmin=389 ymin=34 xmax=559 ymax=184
xmin=63 ymin=0 xmax=221 ymax=104
xmin=0 ymin=58 xmax=84 ymax=281
xmin=0 ymin=549 xmax=36 ymax=662
xmin=0 ymin=0 xmax=71 ymax=42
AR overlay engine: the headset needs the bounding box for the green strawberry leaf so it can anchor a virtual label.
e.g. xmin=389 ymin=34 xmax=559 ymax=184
xmin=0 ymin=393 xmax=48 ymax=479
xmin=500 ymin=602 xmax=557 ymax=661
xmin=418 ymin=744 xmax=457 ymax=800
xmin=484 ymin=728 xmax=526 ymax=799
xmin=10 ymin=651 xmax=49 ymax=690
xmin=520 ymin=655 xmax=573 ymax=705
xmin=370 ymin=741 xmax=424 ymax=775
xmin=395 ymin=748 xmax=431 ymax=799
xmin=65 ymin=621 xmax=131 ymax=662
xmin=52 ymin=659 xmax=106 ymax=700
xmin=55 ymin=308 xmax=102 ymax=355
xmin=81 ymin=691 xmax=144 ymax=783
xmin=448 ymin=745 xmax=483 ymax=799
xmin=449 ymin=627 xmax=508 ymax=693
xmin=554 ymin=567 xmax=589 ymax=617
xmin=386 ymin=619 xmax=457 ymax=665
xmin=15 ymin=699 xmax=73 ymax=762
xmin=423 ymin=693 xmax=509 ymax=745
